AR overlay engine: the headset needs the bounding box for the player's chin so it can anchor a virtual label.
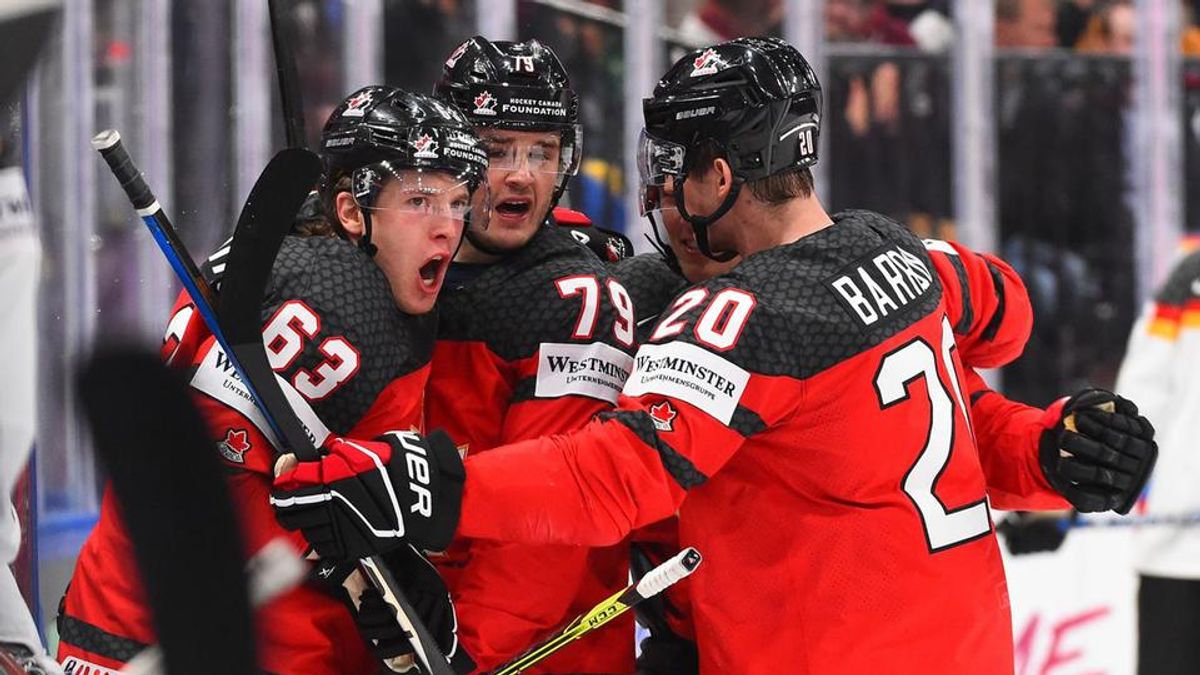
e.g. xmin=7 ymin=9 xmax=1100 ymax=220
xmin=470 ymin=222 xmax=538 ymax=253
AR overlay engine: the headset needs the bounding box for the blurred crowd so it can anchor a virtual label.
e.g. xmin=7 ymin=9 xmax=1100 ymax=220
xmin=76 ymin=0 xmax=1200 ymax=470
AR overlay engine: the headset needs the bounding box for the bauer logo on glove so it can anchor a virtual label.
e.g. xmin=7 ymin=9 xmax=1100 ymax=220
xmin=270 ymin=430 xmax=466 ymax=560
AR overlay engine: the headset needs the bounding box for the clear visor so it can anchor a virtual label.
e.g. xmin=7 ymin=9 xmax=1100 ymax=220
xmin=352 ymin=161 xmax=491 ymax=230
xmin=637 ymin=129 xmax=686 ymax=216
xmin=479 ymin=124 xmax=582 ymax=180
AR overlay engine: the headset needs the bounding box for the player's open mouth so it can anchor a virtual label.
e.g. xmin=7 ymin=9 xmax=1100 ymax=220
xmin=494 ymin=198 xmax=532 ymax=219
xmin=419 ymin=255 xmax=447 ymax=289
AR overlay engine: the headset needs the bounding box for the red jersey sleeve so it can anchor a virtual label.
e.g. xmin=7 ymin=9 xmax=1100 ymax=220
xmin=965 ymin=369 xmax=1070 ymax=511
xmin=460 ymin=297 xmax=802 ymax=546
xmin=161 ymin=290 xmax=210 ymax=368
xmin=924 ymin=239 xmax=1033 ymax=368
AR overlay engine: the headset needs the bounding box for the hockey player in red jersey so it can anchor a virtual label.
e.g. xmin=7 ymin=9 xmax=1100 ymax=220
xmin=416 ymin=37 xmax=640 ymax=672
xmin=619 ymin=192 xmax=1155 ymax=673
xmin=274 ymin=39 xmax=1157 ymax=673
xmin=57 ymin=87 xmax=485 ymax=675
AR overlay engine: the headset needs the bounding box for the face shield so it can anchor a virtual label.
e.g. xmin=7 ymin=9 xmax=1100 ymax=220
xmin=637 ymin=129 xmax=686 ymax=216
xmin=351 ymin=161 xmax=491 ymax=232
xmin=637 ymin=129 xmax=689 ymax=246
xmin=478 ymin=124 xmax=582 ymax=190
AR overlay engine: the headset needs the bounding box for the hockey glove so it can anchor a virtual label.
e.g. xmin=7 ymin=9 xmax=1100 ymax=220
xmin=353 ymin=544 xmax=475 ymax=674
xmin=1038 ymin=389 xmax=1157 ymax=514
xmin=271 ymin=430 xmax=465 ymax=559
xmin=636 ymin=632 xmax=699 ymax=675
xmin=996 ymin=511 xmax=1075 ymax=555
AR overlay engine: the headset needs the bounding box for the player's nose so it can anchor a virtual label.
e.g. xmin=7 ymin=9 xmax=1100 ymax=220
xmin=503 ymin=164 xmax=535 ymax=188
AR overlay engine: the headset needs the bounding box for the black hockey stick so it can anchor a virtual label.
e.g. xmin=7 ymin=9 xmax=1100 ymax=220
xmin=215 ymin=149 xmax=457 ymax=675
xmin=77 ymin=347 xmax=256 ymax=675
xmin=94 ymin=131 xmax=454 ymax=675
xmin=268 ymin=0 xmax=307 ymax=149
xmin=491 ymin=547 xmax=703 ymax=675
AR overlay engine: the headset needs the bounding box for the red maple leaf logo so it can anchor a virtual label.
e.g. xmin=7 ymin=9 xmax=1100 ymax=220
xmin=218 ymin=428 xmax=251 ymax=463
xmin=691 ymin=48 xmax=722 ymax=77
xmin=225 ymin=428 xmax=250 ymax=453
xmin=649 ymin=401 xmax=677 ymax=431
xmin=342 ymin=90 xmax=373 ymax=118
xmin=473 ymin=90 xmax=497 ymax=114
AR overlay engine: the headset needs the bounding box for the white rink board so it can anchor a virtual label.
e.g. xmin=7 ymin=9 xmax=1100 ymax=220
xmin=1002 ymin=523 xmax=1137 ymax=675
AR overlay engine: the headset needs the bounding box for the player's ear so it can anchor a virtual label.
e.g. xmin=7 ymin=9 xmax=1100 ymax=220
xmin=336 ymin=191 xmax=365 ymax=239
xmin=713 ymin=156 xmax=734 ymax=199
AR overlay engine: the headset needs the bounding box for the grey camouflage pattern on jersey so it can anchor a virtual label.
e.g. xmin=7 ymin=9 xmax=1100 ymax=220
xmin=435 ymin=225 xmax=636 ymax=361
xmin=260 ymin=236 xmax=435 ymax=435
xmin=612 ymin=253 xmax=688 ymax=343
xmin=644 ymin=209 xmax=944 ymax=379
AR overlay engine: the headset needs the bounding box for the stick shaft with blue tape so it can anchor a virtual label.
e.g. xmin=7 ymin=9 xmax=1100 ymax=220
xmin=91 ymin=129 xmax=290 ymax=449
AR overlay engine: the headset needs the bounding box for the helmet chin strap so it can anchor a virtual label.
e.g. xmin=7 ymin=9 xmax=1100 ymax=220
xmin=358 ymin=211 xmax=378 ymax=257
xmin=674 ymin=174 xmax=740 ymax=262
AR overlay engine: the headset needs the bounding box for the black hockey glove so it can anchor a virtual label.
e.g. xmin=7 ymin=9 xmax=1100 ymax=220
xmin=306 ymin=545 xmax=475 ymax=675
xmin=637 ymin=632 xmax=699 ymax=675
xmin=996 ymin=511 xmax=1076 ymax=555
xmin=1038 ymin=389 xmax=1157 ymax=514
xmin=271 ymin=430 xmax=465 ymax=559
xmin=352 ymin=545 xmax=475 ymax=674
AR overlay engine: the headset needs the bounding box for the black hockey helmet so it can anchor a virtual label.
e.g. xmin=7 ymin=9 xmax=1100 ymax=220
xmin=638 ymin=37 xmax=822 ymax=259
xmin=434 ymin=36 xmax=582 ymax=210
xmin=320 ymin=85 xmax=490 ymax=255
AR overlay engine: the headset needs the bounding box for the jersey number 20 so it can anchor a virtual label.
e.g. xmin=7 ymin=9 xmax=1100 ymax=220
xmin=874 ymin=315 xmax=990 ymax=553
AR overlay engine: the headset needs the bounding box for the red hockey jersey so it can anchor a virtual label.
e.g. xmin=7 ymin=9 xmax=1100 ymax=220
xmin=425 ymin=223 xmax=639 ymax=672
xmin=59 ymin=236 xmax=434 ymax=675
xmin=457 ymin=210 xmax=1046 ymax=674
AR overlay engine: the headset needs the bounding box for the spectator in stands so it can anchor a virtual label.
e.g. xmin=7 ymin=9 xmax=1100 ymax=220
xmin=1076 ymin=0 xmax=1135 ymax=54
xmin=1057 ymin=0 xmax=1096 ymax=48
xmin=1181 ymin=0 xmax=1200 ymax=56
xmin=995 ymin=0 xmax=1058 ymax=49
xmin=676 ymin=0 xmax=783 ymax=44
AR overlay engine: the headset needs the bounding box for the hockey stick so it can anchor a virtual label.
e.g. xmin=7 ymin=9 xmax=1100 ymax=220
xmin=122 ymin=539 xmax=306 ymax=675
xmin=78 ymin=347 xmax=257 ymax=675
xmin=491 ymin=547 xmax=703 ymax=675
xmin=91 ymin=130 xmax=276 ymax=440
xmin=94 ymin=131 xmax=455 ymax=675
xmin=268 ymin=0 xmax=307 ymax=149
xmin=1063 ymin=511 xmax=1200 ymax=531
